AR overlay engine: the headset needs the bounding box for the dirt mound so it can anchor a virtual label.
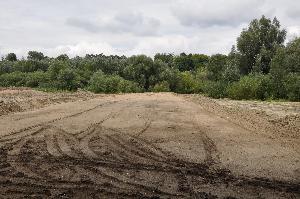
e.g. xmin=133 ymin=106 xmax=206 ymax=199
xmin=184 ymin=95 xmax=300 ymax=140
xmin=0 ymin=88 xmax=96 ymax=116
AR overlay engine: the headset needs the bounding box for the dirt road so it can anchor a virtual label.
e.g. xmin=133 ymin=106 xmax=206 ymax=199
xmin=0 ymin=93 xmax=299 ymax=198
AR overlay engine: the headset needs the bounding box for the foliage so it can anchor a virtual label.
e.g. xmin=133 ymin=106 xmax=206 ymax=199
xmin=175 ymin=71 xmax=199 ymax=94
xmin=0 ymin=72 xmax=27 ymax=87
xmin=88 ymin=72 xmax=141 ymax=94
xmin=227 ymin=74 xmax=271 ymax=100
xmin=237 ymin=16 xmax=286 ymax=74
xmin=55 ymin=68 xmax=81 ymax=91
xmin=284 ymin=73 xmax=300 ymax=101
xmin=5 ymin=53 xmax=17 ymax=62
xmin=201 ymin=81 xmax=228 ymax=99
xmin=56 ymin=54 xmax=69 ymax=61
xmin=27 ymin=51 xmax=45 ymax=61
xmin=174 ymin=53 xmax=195 ymax=72
xmin=154 ymin=53 xmax=174 ymax=65
xmin=284 ymin=37 xmax=300 ymax=73
xmin=207 ymin=54 xmax=227 ymax=81
xmin=222 ymin=46 xmax=241 ymax=83
xmin=25 ymin=71 xmax=49 ymax=87
xmin=152 ymin=81 xmax=170 ymax=92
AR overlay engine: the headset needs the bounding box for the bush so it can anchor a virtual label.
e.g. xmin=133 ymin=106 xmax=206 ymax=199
xmin=227 ymin=74 xmax=271 ymax=100
xmin=0 ymin=72 xmax=27 ymax=87
xmin=55 ymin=68 xmax=81 ymax=91
xmin=284 ymin=73 xmax=300 ymax=101
xmin=0 ymin=62 xmax=13 ymax=75
xmin=88 ymin=72 xmax=141 ymax=93
xmin=175 ymin=71 xmax=198 ymax=94
xmin=25 ymin=71 xmax=49 ymax=87
xmin=14 ymin=60 xmax=49 ymax=72
xmin=201 ymin=81 xmax=228 ymax=98
xmin=152 ymin=81 xmax=170 ymax=92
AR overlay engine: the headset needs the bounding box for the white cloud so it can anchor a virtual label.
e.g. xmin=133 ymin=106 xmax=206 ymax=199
xmin=286 ymin=26 xmax=300 ymax=41
xmin=66 ymin=12 xmax=161 ymax=36
xmin=172 ymin=0 xmax=266 ymax=27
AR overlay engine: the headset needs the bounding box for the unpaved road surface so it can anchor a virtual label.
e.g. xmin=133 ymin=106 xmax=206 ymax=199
xmin=0 ymin=92 xmax=299 ymax=198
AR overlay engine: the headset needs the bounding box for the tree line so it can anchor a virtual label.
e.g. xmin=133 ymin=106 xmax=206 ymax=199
xmin=0 ymin=16 xmax=299 ymax=101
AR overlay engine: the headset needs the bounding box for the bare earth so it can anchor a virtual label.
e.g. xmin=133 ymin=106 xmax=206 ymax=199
xmin=0 ymin=90 xmax=299 ymax=198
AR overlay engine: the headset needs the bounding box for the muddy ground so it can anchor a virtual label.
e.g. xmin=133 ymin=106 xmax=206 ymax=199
xmin=0 ymin=89 xmax=299 ymax=198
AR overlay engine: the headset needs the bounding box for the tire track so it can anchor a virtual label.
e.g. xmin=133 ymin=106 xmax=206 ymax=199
xmin=0 ymin=100 xmax=119 ymax=141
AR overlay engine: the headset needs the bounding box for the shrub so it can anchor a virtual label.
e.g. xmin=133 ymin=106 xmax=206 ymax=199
xmin=56 ymin=69 xmax=82 ymax=91
xmin=284 ymin=73 xmax=300 ymax=101
xmin=201 ymin=81 xmax=228 ymax=98
xmin=25 ymin=71 xmax=49 ymax=87
xmin=88 ymin=72 xmax=141 ymax=94
xmin=175 ymin=71 xmax=198 ymax=94
xmin=0 ymin=72 xmax=27 ymax=87
xmin=0 ymin=62 xmax=13 ymax=75
xmin=152 ymin=81 xmax=170 ymax=92
xmin=227 ymin=74 xmax=271 ymax=100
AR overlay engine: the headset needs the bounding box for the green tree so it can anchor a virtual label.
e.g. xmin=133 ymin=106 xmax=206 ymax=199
xmin=0 ymin=71 xmax=27 ymax=87
xmin=5 ymin=53 xmax=17 ymax=62
xmin=269 ymin=37 xmax=300 ymax=99
xmin=88 ymin=71 xmax=141 ymax=93
xmin=56 ymin=68 xmax=81 ymax=91
xmin=284 ymin=37 xmax=300 ymax=73
xmin=223 ymin=46 xmax=240 ymax=83
xmin=269 ymin=47 xmax=288 ymax=98
xmin=174 ymin=53 xmax=195 ymax=72
xmin=284 ymin=73 xmax=300 ymax=101
xmin=227 ymin=74 xmax=271 ymax=100
xmin=124 ymin=55 xmax=154 ymax=90
xmin=154 ymin=53 xmax=174 ymax=65
xmin=175 ymin=71 xmax=198 ymax=93
xmin=207 ymin=54 xmax=227 ymax=81
xmin=191 ymin=54 xmax=210 ymax=70
xmin=25 ymin=71 xmax=49 ymax=87
xmin=56 ymin=54 xmax=69 ymax=61
xmin=237 ymin=16 xmax=286 ymax=74
xmin=27 ymin=51 xmax=45 ymax=61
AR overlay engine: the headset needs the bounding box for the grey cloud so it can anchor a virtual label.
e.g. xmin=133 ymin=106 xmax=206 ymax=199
xmin=286 ymin=7 xmax=300 ymax=19
xmin=172 ymin=0 xmax=266 ymax=27
xmin=66 ymin=18 xmax=100 ymax=33
xmin=66 ymin=13 xmax=161 ymax=36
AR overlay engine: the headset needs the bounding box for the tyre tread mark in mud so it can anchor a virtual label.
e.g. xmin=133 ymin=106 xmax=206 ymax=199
xmin=107 ymin=134 xmax=175 ymax=167
xmin=135 ymin=119 xmax=152 ymax=137
xmin=0 ymin=100 xmax=119 ymax=141
xmin=85 ymin=166 xmax=181 ymax=197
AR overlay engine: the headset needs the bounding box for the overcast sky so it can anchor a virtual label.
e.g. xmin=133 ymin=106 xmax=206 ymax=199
xmin=0 ymin=0 xmax=299 ymax=58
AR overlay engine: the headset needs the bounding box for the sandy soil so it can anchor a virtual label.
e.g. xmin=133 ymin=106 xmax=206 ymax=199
xmin=0 ymin=91 xmax=299 ymax=198
xmin=0 ymin=87 xmax=96 ymax=116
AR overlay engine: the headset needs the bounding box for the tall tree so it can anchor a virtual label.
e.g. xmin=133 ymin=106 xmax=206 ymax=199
xmin=207 ymin=54 xmax=227 ymax=81
xmin=284 ymin=37 xmax=300 ymax=73
xmin=237 ymin=16 xmax=286 ymax=74
xmin=174 ymin=53 xmax=195 ymax=72
xmin=27 ymin=51 xmax=45 ymax=61
xmin=5 ymin=53 xmax=17 ymax=62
